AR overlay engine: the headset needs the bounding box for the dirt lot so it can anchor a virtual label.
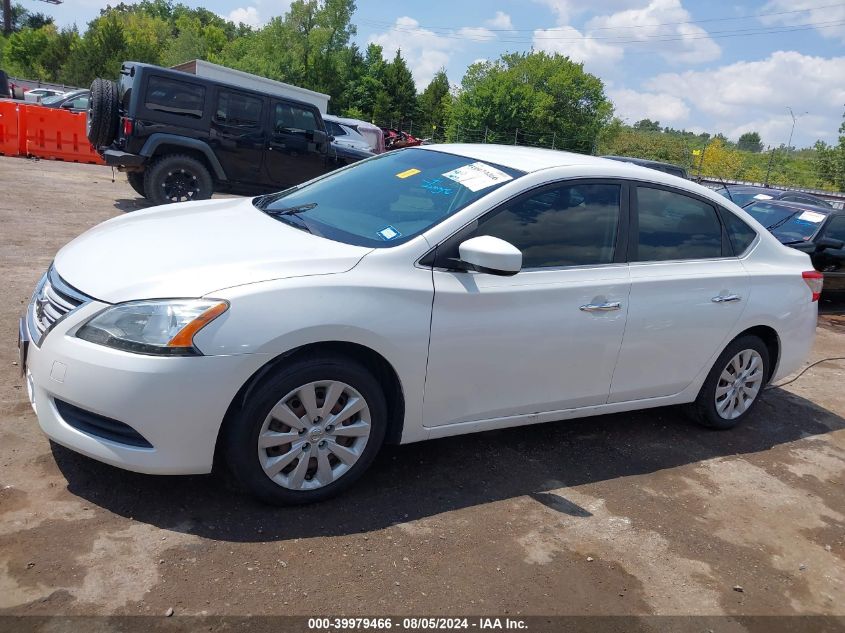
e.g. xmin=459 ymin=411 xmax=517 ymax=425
xmin=1 ymin=156 xmax=845 ymax=620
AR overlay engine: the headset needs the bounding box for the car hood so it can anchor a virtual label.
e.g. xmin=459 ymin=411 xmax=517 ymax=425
xmin=54 ymin=197 xmax=372 ymax=303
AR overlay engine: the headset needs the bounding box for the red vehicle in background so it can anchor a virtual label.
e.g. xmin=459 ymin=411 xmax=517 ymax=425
xmin=382 ymin=128 xmax=422 ymax=150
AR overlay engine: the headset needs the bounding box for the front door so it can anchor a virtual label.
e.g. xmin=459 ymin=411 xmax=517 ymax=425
xmin=608 ymin=184 xmax=750 ymax=403
xmin=265 ymin=100 xmax=329 ymax=188
xmin=423 ymin=180 xmax=631 ymax=427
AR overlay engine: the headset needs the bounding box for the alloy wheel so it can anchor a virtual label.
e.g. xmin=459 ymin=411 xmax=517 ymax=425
xmin=257 ymin=380 xmax=372 ymax=490
xmin=162 ymin=168 xmax=200 ymax=202
xmin=714 ymin=349 xmax=764 ymax=420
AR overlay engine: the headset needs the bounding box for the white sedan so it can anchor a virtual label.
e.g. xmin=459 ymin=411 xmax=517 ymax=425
xmin=20 ymin=145 xmax=819 ymax=504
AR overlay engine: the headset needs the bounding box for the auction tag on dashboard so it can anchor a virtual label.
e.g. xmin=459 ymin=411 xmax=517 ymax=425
xmin=395 ymin=168 xmax=421 ymax=179
xmin=797 ymin=211 xmax=826 ymax=223
xmin=442 ymin=162 xmax=512 ymax=192
xmin=378 ymin=225 xmax=401 ymax=240
xmin=753 ymin=193 xmax=774 ymax=200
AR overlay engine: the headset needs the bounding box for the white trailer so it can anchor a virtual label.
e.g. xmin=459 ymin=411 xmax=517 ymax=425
xmin=171 ymin=59 xmax=330 ymax=114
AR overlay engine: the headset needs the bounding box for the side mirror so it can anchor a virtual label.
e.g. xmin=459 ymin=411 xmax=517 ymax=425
xmin=310 ymin=129 xmax=329 ymax=145
xmin=458 ymin=236 xmax=522 ymax=276
xmin=817 ymin=237 xmax=844 ymax=251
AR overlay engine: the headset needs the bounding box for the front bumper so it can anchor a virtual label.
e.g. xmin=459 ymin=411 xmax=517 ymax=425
xmin=23 ymin=301 xmax=270 ymax=475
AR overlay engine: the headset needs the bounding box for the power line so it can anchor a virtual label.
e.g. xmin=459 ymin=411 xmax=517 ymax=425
xmin=356 ymin=1 xmax=845 ymax=34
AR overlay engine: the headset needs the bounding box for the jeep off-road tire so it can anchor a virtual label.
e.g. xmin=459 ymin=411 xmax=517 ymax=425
xmin=86 ymin=78 xmax=119 ymax=148
xmin=126 ymin=172 xmax=146 ymax=197
xmin=143 ymin=154 xmax=214 ymax=205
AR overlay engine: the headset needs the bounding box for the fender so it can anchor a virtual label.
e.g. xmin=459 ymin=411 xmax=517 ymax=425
xmin=139 ymin=133 xmax=227 ymax=181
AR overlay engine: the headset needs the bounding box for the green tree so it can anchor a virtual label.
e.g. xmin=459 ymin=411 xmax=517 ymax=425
xmin=737 ymin=131 xmax=763 ymax=153
xmin=379 ymin=49 xmax=416 ymax=127
xmin=450 ymin=51 xmax=612 ymax=153
xmin=417 ymin=69 xmax=450 ymax=137
xmin=632 ymin=118 xmax=661 ymax=132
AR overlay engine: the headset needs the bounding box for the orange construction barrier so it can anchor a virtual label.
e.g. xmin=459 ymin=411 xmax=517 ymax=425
xmin=0 ymin=100 xmax=20 ymax=157
xmin=23 ymin=104 xmax=104 ymax=165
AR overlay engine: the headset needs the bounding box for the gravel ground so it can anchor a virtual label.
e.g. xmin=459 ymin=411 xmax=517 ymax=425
xmin=1 ymin=156 xmax=844 ymax=619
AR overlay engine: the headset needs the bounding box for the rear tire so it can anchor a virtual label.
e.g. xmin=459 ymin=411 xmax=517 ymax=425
xmin=86 ymin=78 xmax=119 ymax=148
xmin=222 ymin=355 xmax=388 ymax=505
xmin=126 ymin=172 xmax=146 ymax=197
xmin=689 ymin=335 xmax=769 ymax=430
xmin=143 ymin=154 xmax=213 ymax=205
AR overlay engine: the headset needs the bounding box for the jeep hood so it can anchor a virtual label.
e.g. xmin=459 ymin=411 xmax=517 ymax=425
xmin=54 ymin=197 xmax=372 ymax=303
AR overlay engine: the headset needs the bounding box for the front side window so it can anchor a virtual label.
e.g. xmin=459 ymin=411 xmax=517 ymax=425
xmin=254 ymin=148 xmax=523 ymax=247
xmin=635 ymin=186 xmax=723 ymax=261
xmin=823 ymin=216 xmax=845 ymax=243
xmin=145 ymin=76 xmax=205 ymax=118
xmin=214 ymin=90 xmax=262 ymax=128
xmin=325 ymin=121 xmax=346 ymax=137
xmin=467 ymin=183 xmax=621 ymax=268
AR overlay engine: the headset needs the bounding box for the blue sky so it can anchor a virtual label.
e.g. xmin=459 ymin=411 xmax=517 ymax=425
xmin=46 ymin=0 xmax=845 ymax=148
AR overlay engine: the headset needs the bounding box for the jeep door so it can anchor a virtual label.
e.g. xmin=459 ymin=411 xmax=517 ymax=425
xmin=209 ymin=88 xmax=267 ymax=184
xmin=265 ymin=100 xmax=330 ymax=188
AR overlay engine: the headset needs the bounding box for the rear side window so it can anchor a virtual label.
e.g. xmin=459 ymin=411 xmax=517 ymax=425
xmin=722 ymin=211 xmax=757 ymax=255
xmin=471 ymin=182 xmax=621 ymax=268
xmin=145 ymin=76 xmax=205 ymax=118
xmin=635 ymin=186 xmax=722 ymax=261
xmin=214 ymin=90 xmax=262 ymax=128
xmin=823 ymin=216 xmax=845 ymax=243
xmin=274 ymin=103 xmax=319 ymax=134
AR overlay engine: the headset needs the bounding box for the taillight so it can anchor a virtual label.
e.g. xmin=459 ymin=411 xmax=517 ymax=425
xmin=802 ymin=270 xmax=823 ymax=302
xmin=122 ymin=117 xmax=134 ymax=137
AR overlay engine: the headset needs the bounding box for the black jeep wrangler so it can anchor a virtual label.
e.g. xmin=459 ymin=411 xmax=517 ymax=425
xmin=87 ymin=62 xmax=366 ymax=205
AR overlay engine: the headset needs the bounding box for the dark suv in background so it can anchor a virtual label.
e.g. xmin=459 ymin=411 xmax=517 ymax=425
xmin=87 ymin=62 xmax=367 ymax=205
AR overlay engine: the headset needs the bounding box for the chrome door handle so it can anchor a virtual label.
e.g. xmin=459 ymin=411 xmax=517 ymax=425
xmin=580 ymin=301 xmax=622 ymax=312
xmin=712 ymin=294 xmax=742 ymax=303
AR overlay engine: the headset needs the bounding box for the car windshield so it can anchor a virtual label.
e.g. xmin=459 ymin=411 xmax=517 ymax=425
xmin=720 ymin=190 xmax=774 ymax=207
xmin=745 ymin=201 xmax=828 ymax=243
xmin=254 ymin=148 xmax=524 ymax=247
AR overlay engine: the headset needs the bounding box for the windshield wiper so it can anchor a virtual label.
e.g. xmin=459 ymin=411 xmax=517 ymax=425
xmin=765 ymin=213 xmax=798 ymax=231
xmin=263 ymin=202 xmax=318 ymax=217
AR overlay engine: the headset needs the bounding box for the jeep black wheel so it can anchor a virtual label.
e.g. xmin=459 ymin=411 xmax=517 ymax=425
xmin=87 ymin=78 xmax=119 ymax=148
xmin=126 ymin=172 xmax=146 ymax=197
xmin=144 ymin=154 xmax=213 ymax=205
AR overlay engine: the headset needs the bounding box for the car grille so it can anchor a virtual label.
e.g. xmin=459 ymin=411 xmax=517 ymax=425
xmin=28 ymin=266 xmax=91 ymax=346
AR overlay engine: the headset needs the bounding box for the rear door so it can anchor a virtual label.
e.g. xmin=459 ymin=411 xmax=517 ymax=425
xmin=209 ymin=88 xmax=266 ymax=184
xmin=814 ymin=214 xmax=845 ymax=292
xmin=608 ymin=184 xmax=749 ymax=403
xmin=265 ymin=100 xmax=329 ymax=187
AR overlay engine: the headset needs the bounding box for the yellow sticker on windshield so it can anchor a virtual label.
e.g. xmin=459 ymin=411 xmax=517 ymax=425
xmin=396 ymin=168 xmax=421 ymax=179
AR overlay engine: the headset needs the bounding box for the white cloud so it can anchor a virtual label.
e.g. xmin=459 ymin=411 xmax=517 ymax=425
xmin=645 ymin=51 xmax=845 ymax=145
xmin=456 ymin=26 xmax=496 ymax=41
xmin=226 ymin=6 xmax=261 ymax=27
xmin=586 ymin=0 xmax=721 ymax=64
xmin=369 ymin=17 xmax=455 ymax=90
xmin=608 ymin=87 xmax=690 ymax=123
xmin=534 ymin=0 xmax=641 ymax=25
xmin=760 ymin=0 xmax=845 ymax=43
xmin=532 ymin=25 xmax=625 ymax=70
xmin=368 ymin=14 xmax=511 ymax=90
xmin=485 ymin=11 xmax=514 ymax=30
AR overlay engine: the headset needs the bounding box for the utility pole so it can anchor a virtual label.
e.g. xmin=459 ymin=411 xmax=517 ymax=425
xmin=785 ymin=106 xmax=808 ymax=156
xmin=765 ymin=146 xmax=775 ymax=187
xmin=3 ymin=0 xmax=11 ymax=36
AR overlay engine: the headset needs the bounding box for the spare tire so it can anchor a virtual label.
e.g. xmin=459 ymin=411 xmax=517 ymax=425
xmin=87 ymin=78 xmax=119 ymax=148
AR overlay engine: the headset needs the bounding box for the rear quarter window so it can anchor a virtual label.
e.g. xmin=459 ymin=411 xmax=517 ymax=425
xmin=145 ymin=76 xmax=205 ymax=119
xmin=721 ymin=210 xmax=757 ymax=255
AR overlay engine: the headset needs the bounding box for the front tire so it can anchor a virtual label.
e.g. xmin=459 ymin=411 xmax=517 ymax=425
xmin=143 ymin=154 xmax=213 ymax=205
xmin=223 ymin=355 xmax=387 ymax=505
xmin=689 ymin=335 xmax=769 ymax=429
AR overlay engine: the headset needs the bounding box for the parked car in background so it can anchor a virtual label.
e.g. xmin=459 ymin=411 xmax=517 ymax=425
xmin=323 ymin=116 xmax=374 ymax=153
xmin=0 ymin=70 xmax=10 ymax=99
xmin=383 ymin=128 xmax=422 ymax=150
xmin=41 ymin=89 xmax=90 ymax=112
xmin=86 ymin=62 xmax=367 ymax=205
xmin=21 ymin=146 xmax=819 ymax=505
xmin=743 ymin=199 xmax=845 ymax=292
xmin=716 ymin=185 xmax=833 ymax=209
xmin=602 ymin=155 xmax=688 ymax=179
xmin=24 ymin=88 xmax=64 ymax=103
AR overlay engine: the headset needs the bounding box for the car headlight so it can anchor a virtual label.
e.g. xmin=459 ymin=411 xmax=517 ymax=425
xmin=76 ymin=299 xmax=228 ymax=356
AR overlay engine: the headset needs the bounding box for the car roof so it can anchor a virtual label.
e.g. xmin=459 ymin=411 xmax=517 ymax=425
xmin=601 ymin=155 xmax=684 ymax=170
